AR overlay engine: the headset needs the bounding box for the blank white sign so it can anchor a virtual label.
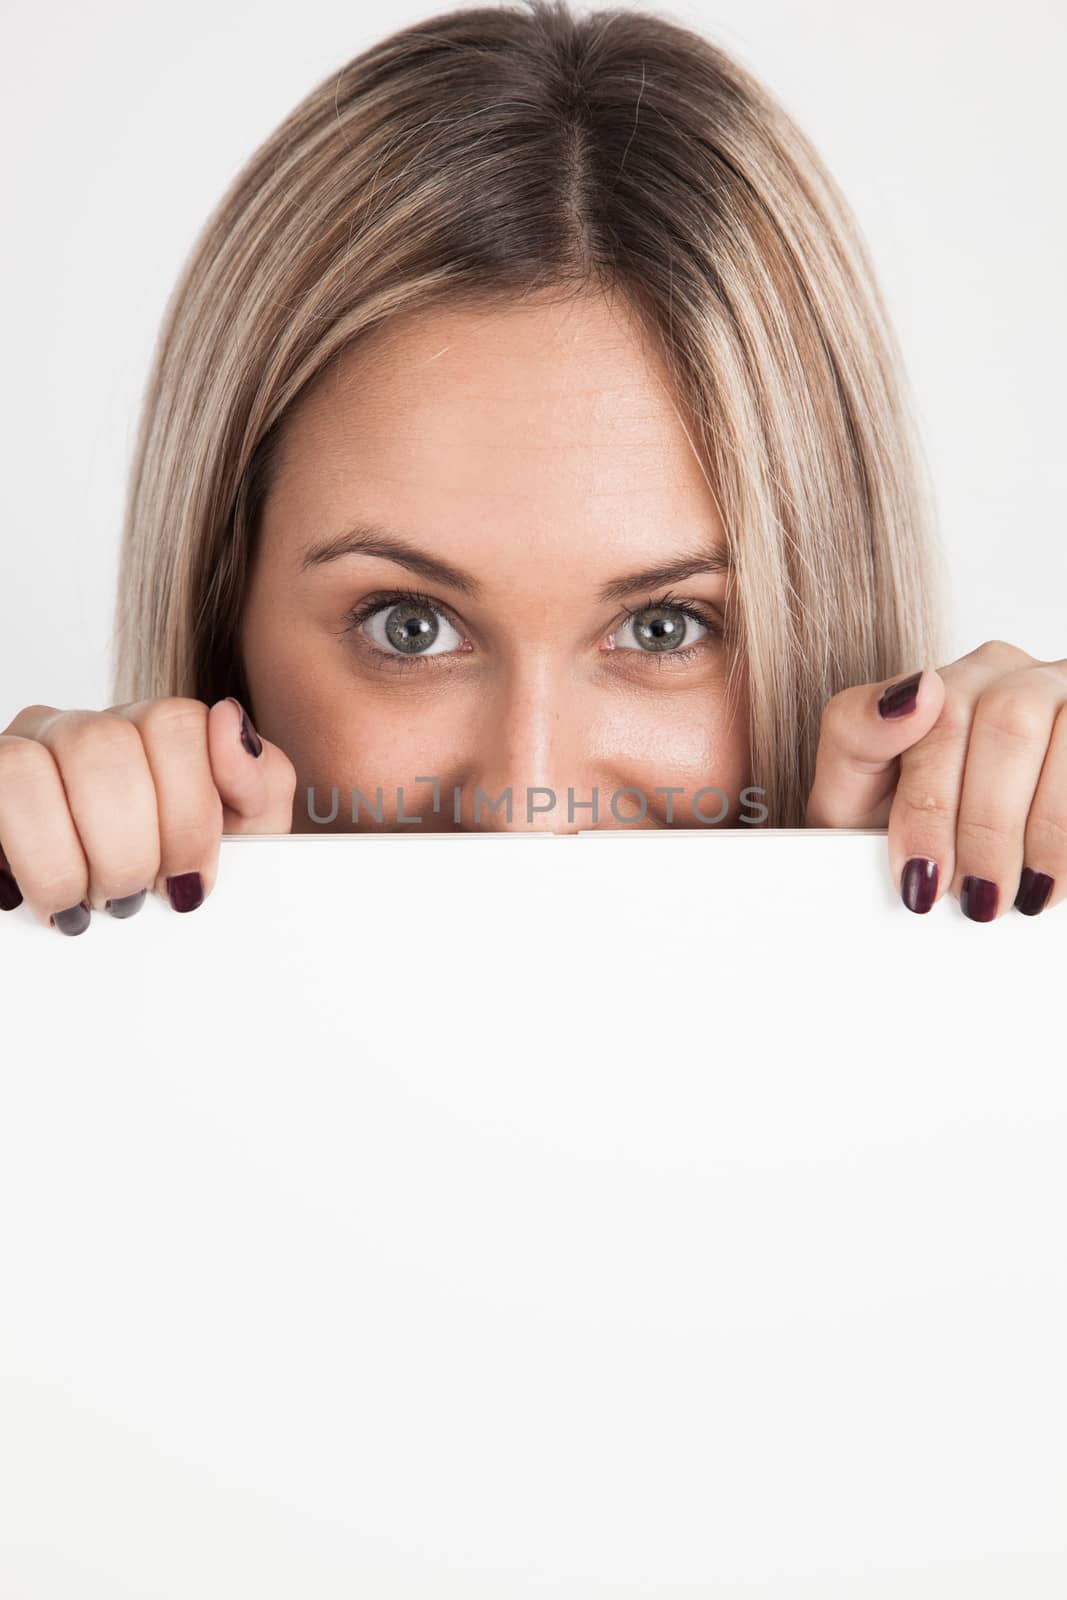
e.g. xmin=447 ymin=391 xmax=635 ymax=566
xmin=1 ymin=831 xmax=1064 ymax=1597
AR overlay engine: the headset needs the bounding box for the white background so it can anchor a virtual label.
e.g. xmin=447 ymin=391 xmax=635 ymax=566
xmin=0 ymin=0 xmax=1064 ymax=718
xmin=1 ymin=832 xmax=1065 ymax=1595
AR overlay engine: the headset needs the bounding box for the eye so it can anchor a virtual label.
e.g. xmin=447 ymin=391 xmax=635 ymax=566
xmin=611 ymin=596 xmax=718 ymax=656
xmin=344 ymin=590 xmax=466 ymax=661
xmin=340 ymin=585 xmax=722 ymax=670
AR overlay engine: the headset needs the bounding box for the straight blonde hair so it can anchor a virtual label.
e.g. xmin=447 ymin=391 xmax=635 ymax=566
xmin=112 ymin=0 xmax=948 ymax=826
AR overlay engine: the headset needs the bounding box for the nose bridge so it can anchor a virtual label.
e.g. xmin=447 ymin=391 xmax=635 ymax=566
xmin=463 ymin=655 xmax=589 ymax=832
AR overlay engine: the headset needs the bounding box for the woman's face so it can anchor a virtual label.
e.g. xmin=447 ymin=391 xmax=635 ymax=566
xmin=239 ymin=290 xmax=751 ymax=832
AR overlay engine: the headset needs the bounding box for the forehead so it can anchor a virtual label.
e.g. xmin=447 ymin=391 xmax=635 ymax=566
xmin=264 ymin=291 xmax=723 ymax=577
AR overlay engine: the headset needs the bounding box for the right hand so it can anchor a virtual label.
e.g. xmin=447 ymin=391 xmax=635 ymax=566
xmin=0 ymin=697 xmax=297 ymax=934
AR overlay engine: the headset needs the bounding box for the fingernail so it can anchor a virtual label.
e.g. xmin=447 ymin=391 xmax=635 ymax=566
xmin=50 ymin=900 xmax=91 ymax=936
xmin=225 ymin=697 xmax=263 ymax=758
xmin=0 ymin=867 xmax=23 ymax=911
xmin=105 ymin=888 xmax=147 ymax=919
xmin=961 ymin=875 xmax=999 ymax=922
xmin=166 ymin=872 xmax=204 ymax=913
xmin=877 ymin=671 xmax=923 ymax=719
xmin=1014 ymin=868 xmax=1054 ymax=917
xmin=901 ymin=857 xmax=939 ymax=914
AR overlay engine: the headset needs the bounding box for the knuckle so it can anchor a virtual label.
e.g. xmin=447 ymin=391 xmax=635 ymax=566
xmin=0 ymin=734 xmax=58 ymax=788
xmin=969 ymin=638 xmax=1033 ymax=667
xmin=924 ymin=696 xmax=971 ymax=747
xmin=897 ymin=788 xmax=957 ymax=829
xmin=33 ymin=869 xmax=88 ymax=906
xmin=956 ymin=812 xmax=1012 ymax=850
xmin=973 ymin=688 xmax=1047 ymax=747
xmin=136 ymin=697 xmax=209 ymax=744
xmin=42 ymin=713 xmax=124 ymax=761
xmin=1026 ymin=810 xmax=1067 ymax=860
xmin=54 ymin=712 xmax=144 ymax=767
xmin=0 ymin=704 xmax=59 ymax=739
xmin=4 ymin=703 xmax=59 ymax=731
xmin=1016 ymin=662 xmax=1064 ymax=691
xmin=163 ymin=803 xmax=223 ymax=852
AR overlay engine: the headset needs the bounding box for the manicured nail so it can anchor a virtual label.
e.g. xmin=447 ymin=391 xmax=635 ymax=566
xmin=166 ymin=872 xmax=204 ymax=913
xmin=225 ymin=697 xmax=263 ymax=758
xmin=50 ymin=900 xmax=91 ymax=936
xmin=901 ymin=856 xmax=938 ymax=914
xmin=0 ymin=867 xmax=23 ymax=911
xmin=105 ymin=889 xmax=147 ymax=919
xmin=960 ymin=875 xmax=999 ymax=922
xmin=877 ymin=671 xmax=922 ymax=719
xmin=1014 ymin=868 xmax=1054 ymax=917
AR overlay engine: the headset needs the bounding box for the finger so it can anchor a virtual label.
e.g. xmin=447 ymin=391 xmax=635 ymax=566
xmin=112 ymin=699 xmax=223 ymax=912
xmin=806 ymin=668 xmax=946 ymax=828
xmin=947 ymin=669 xmax=1064 ymax=921
xmin=204 ymin=697 xmax=297 ymax=834
xmin=7 ymin=709 xmax=161 ymax=920
xmin=0 ymin=733 xmax=93 ymax=933
xmin=887 ymin=649 xmax=1058 ymax=915
xmin=1 ymin=703 xmax=63 ymax=738
xmin=1015 ymin=698 xmax=1067 ymax=916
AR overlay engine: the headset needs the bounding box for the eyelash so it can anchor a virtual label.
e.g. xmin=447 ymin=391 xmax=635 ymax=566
xmin=339 ymin=586 xmax=723 ymax=671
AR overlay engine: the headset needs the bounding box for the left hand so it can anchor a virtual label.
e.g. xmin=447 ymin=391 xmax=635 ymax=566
xmin=805 ymin=639 xmax=1066 ymax=919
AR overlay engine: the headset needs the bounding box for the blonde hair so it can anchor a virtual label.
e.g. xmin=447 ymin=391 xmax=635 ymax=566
xmin=112 ymin=0 xmax=948 ymax=826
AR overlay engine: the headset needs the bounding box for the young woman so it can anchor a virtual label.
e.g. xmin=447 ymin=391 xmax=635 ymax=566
xmin=1 ymin=0 xmax=1062 ymax=934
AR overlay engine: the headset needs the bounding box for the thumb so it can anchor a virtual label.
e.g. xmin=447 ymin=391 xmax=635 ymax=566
xmin=207 ymin=697 xmax=297 ymax=834
xmin=805 ymin=668 xmax=946 ymax=828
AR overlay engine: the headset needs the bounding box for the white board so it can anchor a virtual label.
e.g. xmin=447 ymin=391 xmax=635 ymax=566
xmin=1 ymin=831 xmax=1064 ymax=1597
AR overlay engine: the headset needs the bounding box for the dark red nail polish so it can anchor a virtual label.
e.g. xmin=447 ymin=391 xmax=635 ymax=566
xmin=50 ymin=900 xmax=91 ymax=936
xmin=877 ymin=671 xmax=922 ymax=719
xmin=901 ymin=857 xmax=938 ymax=914
xmin=105 ymin=889 xmax=148 ymax=919
xmin=1014 ymin=868 xmax=1054 ymax=917
xmin=0 ymin=867 xmax=23 ymax=911
xmin=166 ymin=872 xmax=204 ymax=913
xmin=225 ymin=697 xmax=263 ymax=758
xmin=961 ymin=875 xmax=999 ymax=922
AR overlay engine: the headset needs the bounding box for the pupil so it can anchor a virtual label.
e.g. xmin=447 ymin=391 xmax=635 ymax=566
xmin=385 ymin=602 xmax=438 ymax=654
xmin=636 ymin=606 xmax=687 ymax=651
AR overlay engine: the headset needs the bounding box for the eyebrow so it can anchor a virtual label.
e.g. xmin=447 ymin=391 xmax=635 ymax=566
xmin=298 ymin=521 xmax=733 ymax=603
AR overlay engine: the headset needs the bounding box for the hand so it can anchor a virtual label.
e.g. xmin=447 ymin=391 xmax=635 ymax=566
xmin=0 ymin=697 xmax=297 ymax=934
xmin=805 ymin=640 xmax=1066 ymax=919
